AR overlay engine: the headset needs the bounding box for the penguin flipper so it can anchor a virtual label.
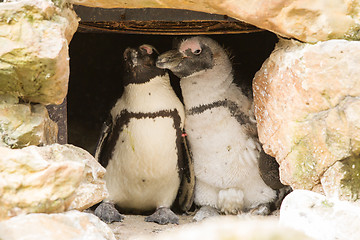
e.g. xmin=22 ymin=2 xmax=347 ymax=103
xmin=94 ymin=115 xmax=112 ymax=163
xmin=177 ymin=132 xmax=195 ymax=212
xmin=258 ymin=149 xmax=285 ymax=190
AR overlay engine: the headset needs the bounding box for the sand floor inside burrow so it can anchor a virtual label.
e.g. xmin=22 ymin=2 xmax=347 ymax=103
xmin=107 ymin=212 xmax=280 ymax=240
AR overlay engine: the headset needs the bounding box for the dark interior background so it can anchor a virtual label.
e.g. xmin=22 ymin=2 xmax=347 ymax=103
xmin=67 ymin=31 xmax=278 ymax=154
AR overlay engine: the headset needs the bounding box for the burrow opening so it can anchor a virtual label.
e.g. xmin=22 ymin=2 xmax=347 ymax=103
xmin=67 ymin=8 xmax=278 ymax=154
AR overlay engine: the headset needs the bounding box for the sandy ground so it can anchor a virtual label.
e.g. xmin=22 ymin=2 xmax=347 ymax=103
xmin=107 ymin=212 xmax=280 ymax=239
xmin=107 ymin=213 xmax=195 ymax=239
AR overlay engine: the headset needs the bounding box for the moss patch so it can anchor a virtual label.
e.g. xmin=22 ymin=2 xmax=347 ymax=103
xmin=340 ymin=155 xmax=360 ymax=201
xmin=0 ymin=48 xmax=55 ymax=95
xmin=0 ymin=103 xmax=57 ymax=148
xmin=325 ymin=127 xmax=351 ymax=160
xmin=0 ymin=0 xmax=71 ymax=104
xmin=344 ymin=24 xmax=360 ymax=40
xmin=287 ymin=136 xmax=319 ymax=189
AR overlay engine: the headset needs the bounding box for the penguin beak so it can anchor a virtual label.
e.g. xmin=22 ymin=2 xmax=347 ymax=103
xmin=156 ymin=50 xmax=183 ymax=70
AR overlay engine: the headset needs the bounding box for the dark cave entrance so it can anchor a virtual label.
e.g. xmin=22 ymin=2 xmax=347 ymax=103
xmin=67 ymin=7 xmax=278 ymax=154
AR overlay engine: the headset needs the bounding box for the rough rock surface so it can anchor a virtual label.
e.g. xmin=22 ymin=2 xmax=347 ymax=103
xmin=0 ymin=95 xmax=58 ymax=148
xmin=253 ymin=39 xmax=360 ymax=202
xmin=0 ymin=0 xmax=79 ymax=104
xmin=280 ymin=190 xmax=360 ymax=240
xmin=70 ymin=0 xmax=360 ymax=43
xmin=0 ymin=144 xmax=108 ymax=220
xmin=0 ymin=210 xmax=116 ymax=240
xmin=135 ymin=215 xmax=312 ymax=240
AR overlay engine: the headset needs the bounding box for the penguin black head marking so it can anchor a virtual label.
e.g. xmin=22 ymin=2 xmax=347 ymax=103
xmin=156 ymin=37 xmax=214 ymax=78
xmin=123 ymin=44 xmax=166 ymax=86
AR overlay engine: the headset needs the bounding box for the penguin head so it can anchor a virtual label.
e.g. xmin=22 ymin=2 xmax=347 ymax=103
xmin=156 ymin=37 xmax=228 ymax=78
xmin=123 ymin=44 xmax=166 ymax=85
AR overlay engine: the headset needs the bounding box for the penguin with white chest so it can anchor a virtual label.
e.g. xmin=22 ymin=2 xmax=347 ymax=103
xmin=94 ymin=44 xmax=193 ymax=225
xmin=156 ymin=36 xmax=285 ymax=220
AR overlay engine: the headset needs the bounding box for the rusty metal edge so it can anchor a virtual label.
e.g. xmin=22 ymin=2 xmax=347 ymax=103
xmin=77 ymin=21 xmax=264 ymax=35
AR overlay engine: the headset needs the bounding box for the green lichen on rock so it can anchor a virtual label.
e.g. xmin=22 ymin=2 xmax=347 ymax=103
xmin=0 ymin=49 xmax=57 ymax=99
xmin=344 ymin=24 xmax=360 ymax=40
xmin=0 ymin=0 xmax=78 ymax=104
xmin=321 ymin=199 xmax=334 ymax=208
xmin=288 ymin=127 xmax=353 ymax=191
xmin=324 ymin=126 xmax=351 ymax=160
xmin=0 ymin=96 xmax=58 ymax=148
xmin=51 ymin=0 xmax=67 ymax=8
xmin=342 ymin=1 xmax=360 ymax=40
xmin=287 ymin=136 xmax=319 ymax=190
xmin=340 ymin=155 xmax=360 ymax=201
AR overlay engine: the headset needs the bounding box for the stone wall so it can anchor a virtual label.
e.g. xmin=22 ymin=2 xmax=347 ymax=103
xmin=0 ymin=0 xmax=77 ymax=148
xmin=0 ymin=0 xmax=109 ymax=230
xmin=253 ymin=39 xmax=360 ymax=202
xmin=0 ymin=0 xmax=77 ymax=104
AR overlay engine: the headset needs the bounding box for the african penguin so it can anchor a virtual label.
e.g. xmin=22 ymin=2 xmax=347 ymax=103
xmin=94 ymin=44 xmax=190 ymax=225
xmin=156 ymin=36 xmax=285 ymax=220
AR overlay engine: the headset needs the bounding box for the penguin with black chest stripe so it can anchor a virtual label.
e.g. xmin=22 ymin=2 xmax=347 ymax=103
xmin=94 ymin=44 xmax=193 ymax=225
xmin=156 ymin=36 xmax=285 ymax=220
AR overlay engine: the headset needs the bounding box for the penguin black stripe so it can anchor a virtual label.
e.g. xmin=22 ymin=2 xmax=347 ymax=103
xmin=186 ymin=99 xmax=251 ymax=125
xmin=123 ymin=69 xmax=166 ymax=86
xmin=98 ymin=109 xmax=183 ymax=171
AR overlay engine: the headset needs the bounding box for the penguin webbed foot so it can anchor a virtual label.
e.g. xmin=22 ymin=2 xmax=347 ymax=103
xmin=248 ymin=203 xmax=271 ymax=216
xmin=193 ymin=205 xmax=220 ymax=222
xmin=145 ymin=207 xmax=179 ymax=225
xmin=94 ymin=202 xmax=124 ymax=224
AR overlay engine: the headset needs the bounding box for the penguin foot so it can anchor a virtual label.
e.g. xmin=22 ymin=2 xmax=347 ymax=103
xmin=249 ymin=203 xmax=271 ymax=216
xmin=145 ymin=207 xmax=179 ymax=225
xmin=217 ymin=188 xmax=244 ymax=214
xmin=94 ymin=202 xmax=124 ymax=224
xmin=193 ymin=206 xmax=220 ymax=222
xmin=273 ymin=186 xmax=292 ymax=210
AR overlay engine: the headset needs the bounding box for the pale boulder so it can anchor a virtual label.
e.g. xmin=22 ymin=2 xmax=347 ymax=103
xmin=0 ymin=95 xmax=58 ymax=148
xmin=0 ymin=210 xmax=116 ymax=240
xmin=216 ymin=0 xmax=360 ymax=43
xmin=253 ymin=39 xmax=360 ymax=201
xmin=136 ymin=216 xmax=312 ymax=240
xmin=0 ymin=144 xmax=108 ymax=220
xmin=280 ymin=190 xmax=360 ymax=240
xmin=0 ymin=0 xmax=79 ymax=104
xmin=70 ymin=0 xmax=360 ymax=42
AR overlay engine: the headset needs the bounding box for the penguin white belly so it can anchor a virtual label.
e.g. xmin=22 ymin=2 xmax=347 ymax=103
xmin=105 ymin=116 xmax=180 ymax=211
xmin=186 ymin=107 xmax=276 ymax=211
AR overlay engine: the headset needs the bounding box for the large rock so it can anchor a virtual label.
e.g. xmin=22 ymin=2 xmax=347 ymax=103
xmin=253 ymin=39 xmax=360 ymax=202
xmin=0 ymin=95 xmax=58 ymax=148
xmin=280 ymin=190 xmax=360 ymax=240
xmin=0 ymin=144 xmax=108 ymax=221
xmin=0 ymin=0 xmax=79 ymax=104
xmin=70 ymin=0 xmax=360 ymax=43
xmin=0 ymin=210 xmax=116 ymax=240
xmin=136 ymin=216 xmax=312 ymax=240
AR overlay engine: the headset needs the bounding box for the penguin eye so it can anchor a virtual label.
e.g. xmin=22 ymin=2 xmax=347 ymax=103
xmin=192 ymin=49 xmax=202 ymax=55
